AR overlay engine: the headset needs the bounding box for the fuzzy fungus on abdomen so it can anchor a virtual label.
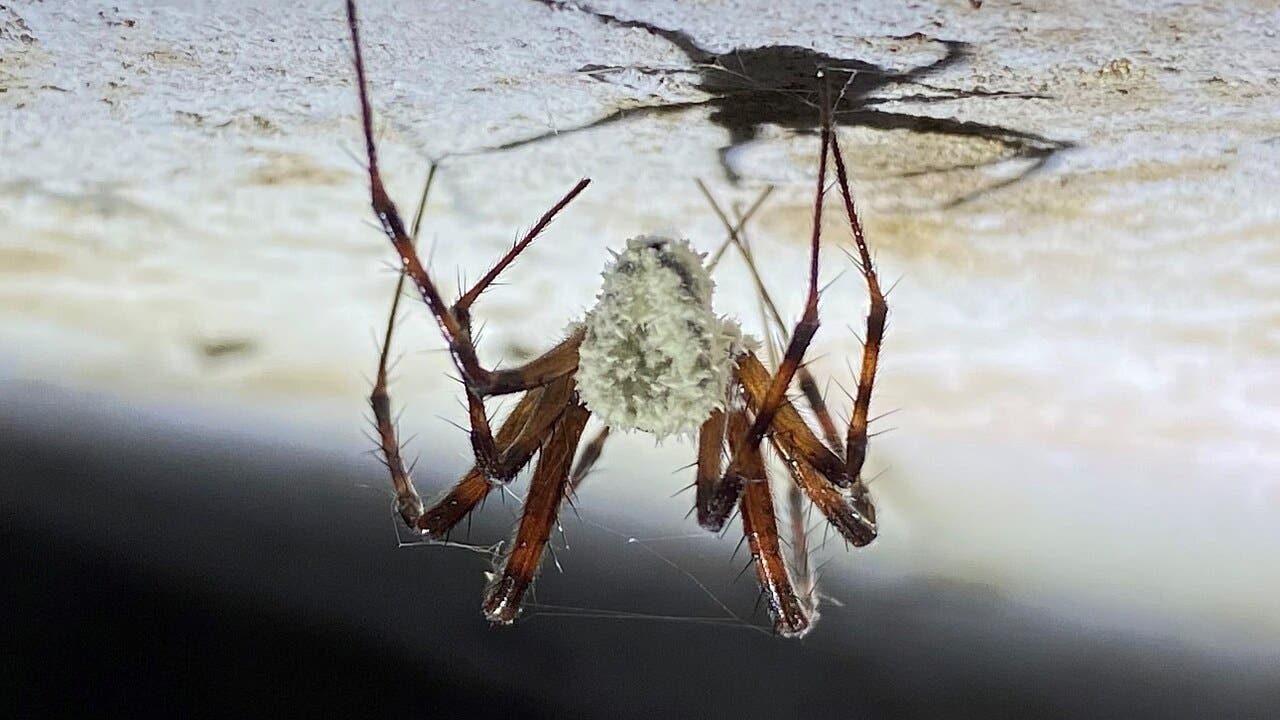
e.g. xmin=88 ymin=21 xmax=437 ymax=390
xmin=574 ymin=236 xmax=748 ymax=440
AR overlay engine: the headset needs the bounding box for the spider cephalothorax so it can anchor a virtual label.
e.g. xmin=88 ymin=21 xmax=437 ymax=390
xmin=349 ymin=0 xmax=887 ymax=637
xmin=576 ymin=236 xmax=748 ymax=439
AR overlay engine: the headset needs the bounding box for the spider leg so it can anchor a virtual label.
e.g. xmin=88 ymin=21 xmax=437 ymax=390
xmin=483 ymin=401 xmax=591 ymax=624
xmin=736 ymin=352 xmax=850 ymax=487
xmin=829 ymin=123 xmax=888 ymax=485
xmin=702 ymin=184 xmax=774 ymax=271
xmin=694 ymin=408 xmax=725 ymax=528
xmin=700 ymin=170 xmax=876 ymax=544
xmin=347 ymin=0 xmax=587 ymax=481
xmin=371 ymin=336 xmax=422 ymax=527
xmin=742 ymin=80 xmax=832 ymax=451
xmin=453 ymin=187 xmax=590 ymax=314
xmin=419 ymin=374 xmax=578 ymax=537
xmin=568 ymin=425 xmax=611 ymax=493
xmin=737 ymin=446 xmax=812 ymax=638
xmin=370 ymin=163 xmax=438 ymax=528
xmin=769 ymin=438 xmax=876 ymax=547
xmin=784 ymin=481 xmax=816 ymax=613
xmin=481 ymin=328 xmax=584 ymax=396
xmin=698 ymin=180 xmax=843 ymax=453
xmin=696 ymin=409 xmax=751 ymax=531
xmin=418 ymin=468 xmax=491 ymax=538
xmin=795 ymin=372 xmax=842 ymax=453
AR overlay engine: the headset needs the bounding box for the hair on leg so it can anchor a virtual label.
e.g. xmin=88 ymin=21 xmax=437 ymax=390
xmin=698 ymin=409 xmax=753 ymax=532
xmin=370 ymin=163 xmax=438 ymax=528
xmin=738 ymin=454 xmax=812 ymax=637
xmin=346 ymin=0 xmax=588 ymax=482
xmin=742 ymin=80 xmax=832 ymax=452
xmin=829 ymin=127 xmax=888 ymax=483
xmin=483 ymin=401 xmax=591 ymax=624
xmin=568 ymin=425 xmax=611 ymax=493
xmin=417 ymin=375 xmax=577 ymax=537
xmin=735 ymin=352 xmax=849 ymax=487
xmin=768 ymin=437 xmax=876 ymax=547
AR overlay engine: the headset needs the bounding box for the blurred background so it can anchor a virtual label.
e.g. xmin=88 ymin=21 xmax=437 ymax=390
xmin=3 ymin=0 xmax=1278 ymax=717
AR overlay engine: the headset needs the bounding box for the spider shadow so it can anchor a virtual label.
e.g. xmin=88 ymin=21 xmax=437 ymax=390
xmin=470 ymin=1 xmax=1073 ymax=207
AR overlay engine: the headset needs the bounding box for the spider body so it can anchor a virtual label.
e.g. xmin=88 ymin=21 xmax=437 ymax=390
xmin=576 ymin=236 xmax=746 ymax=439
xmin=348 ymin=1 xmax=887 ymax=637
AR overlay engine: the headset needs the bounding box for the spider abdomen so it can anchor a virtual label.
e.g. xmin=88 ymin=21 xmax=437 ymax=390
xmin=575 ymin=236 xmax=743 ymax=439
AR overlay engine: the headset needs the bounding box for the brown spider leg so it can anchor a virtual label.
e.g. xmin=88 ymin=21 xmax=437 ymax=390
xmin=830 ymin=128 xmax=888 ymax=483
xmin=769 ymin=438 xmax=877 ymax=547
xmin=742 ymin=83 xmax=832 ymax=453
xmin=483 ymin=400 xmax=591 ymax=624
xmin=796 ymin=372 xmax=842 ymax=453
xmin=735 ymin=351 xmax=850 ymax=487
xmin=736 ymin=351 xmax=876 ymax=545
xmin=698 ymin=181 xmax=843 ymax=453
xmin=418 ymin=374 xmax=577 ymax=537
xmin=703 ymin=184 xmax=774 ymax=271
xmin=453 ymin=186 xmax=589 ymax=315
xmin=370 ymin=164 xmax=438 ymax=528
xmin=373 ymin=285 xmax=427 ymax=527
xmin=347 ymin=0 xmax=587 ymax=479
xmin=482 ymin=327 xmax=584 ymax=396
xmin=719 ymin=397 xmax=810 ymax=634
xmin=694 ymin=408 xmax=725 ymax=529
xmin=784 ymin=481 xmax=815 ymax=609
xmin=711 ymin=96 xmax=878 ymax=544
xmin=702 ymin=187 xmax=871 ymax=548
xmin=414 ymin=383 xmax=549 ymax=537
xmin=568 ymin=425 xmax=611 ymax=493
xmin=702 ymin=194 xmax=825 ymax=598
xmin=737 ymin=447 xmax=811 ymax=638
xmin=697 ymin=408 xmax=751 ymax=531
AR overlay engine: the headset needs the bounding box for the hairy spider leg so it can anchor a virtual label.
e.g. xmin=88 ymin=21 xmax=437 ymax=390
xmin=733 ymin=355 xmax=876 ymax=546
xmin=696 ymin=408 xmax=749 ymax=531
xmin=739 ymin=81 xmax=830 ymax=451
xmin=723 ymin=200 xmax=821 ymax=602
xmin=371 ymin=164 xmax=438 ymax=528
xmin=736 ymin=431 xmax=812 ymax=637
xmin=483 ymin=402 xmax=592 ymax=623
xmin=693 ymin=408 xmax=726 ymax=529
xmin=364 ymin=170 xmax=582 ymax=535
xmin=697 ymin=188 xmax=837 ymax=619
xmin=698 ymin=181 xmax=843 ymax=453
xmin=568 ymin=425 xmax=611 ymax=493
xmin=347 ymin=0 xmax=588 ymax=482
xmin=698 ymin=180 xmax=878 ymax=546
xmin=784 ymin=480 xmax=816 ymax=614
xmin=735 ymin=205 xmax=821 ymax=611
xmin=418 ymin=374 xmax=578 ymax=537
xmin=722 ymin=78 xmax=838 ymax=636
xmin=829 ymin=128 xmax=888 ymax=487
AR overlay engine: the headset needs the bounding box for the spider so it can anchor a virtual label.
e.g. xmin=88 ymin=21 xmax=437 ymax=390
xmin=349 ymin=0 xmax=887 ymax=638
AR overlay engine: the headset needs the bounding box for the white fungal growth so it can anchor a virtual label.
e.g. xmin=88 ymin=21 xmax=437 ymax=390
xmin=575 ymin=235 xmax=747 ymax=439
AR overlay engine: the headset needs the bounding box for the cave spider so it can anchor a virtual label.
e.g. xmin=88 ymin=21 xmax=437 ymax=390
xmin=349 ymin=1 xmax=887 ymax=637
